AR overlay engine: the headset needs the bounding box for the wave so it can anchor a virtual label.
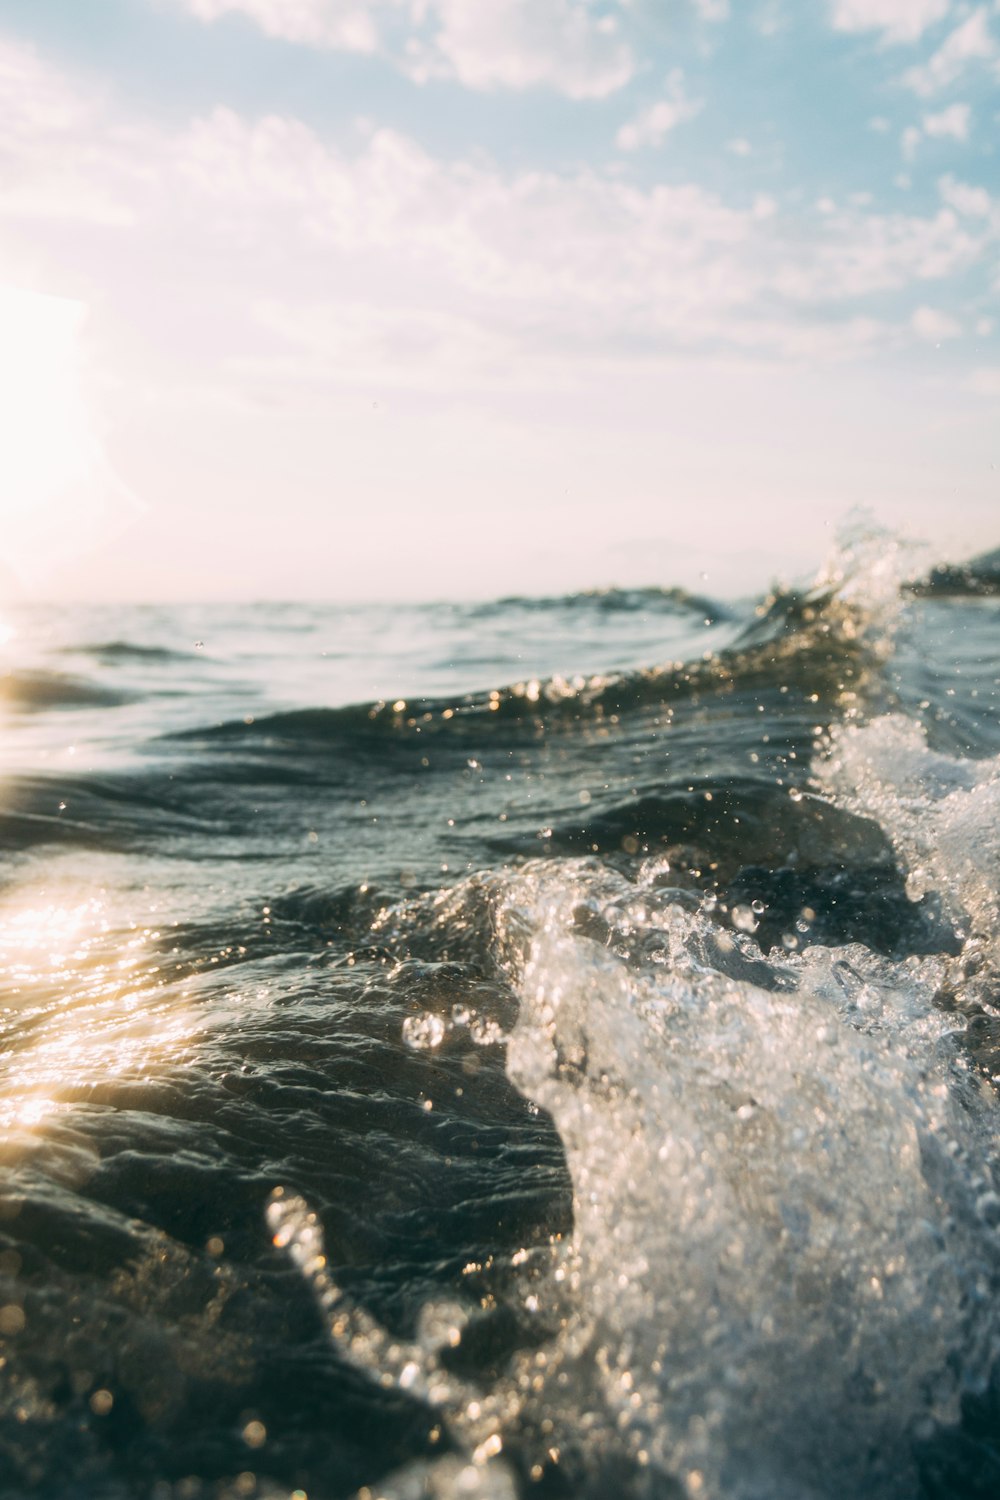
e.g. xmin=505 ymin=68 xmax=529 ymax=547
xmin=68 ymin=639 xmax=205 ymax=664
xmin=0 ymin=772 xmax=217 ymax=851
xmin=173 ymin=554 xmax=901 ymax=755
xmin=912 ymin=545 xmax=1000 ymax=598
xmin=489 ymin=584 xmax=732 ymax=621
xmin=0 ymin=668 xmax=133 ymax=711
xmin=268 ymin=716 xmax=1000 ymax=1499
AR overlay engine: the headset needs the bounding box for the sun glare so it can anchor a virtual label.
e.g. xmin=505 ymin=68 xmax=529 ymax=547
xmin=0 ymin=285 xmax=134 ymax=593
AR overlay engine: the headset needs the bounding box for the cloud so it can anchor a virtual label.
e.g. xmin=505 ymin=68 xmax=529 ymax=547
xmin=135 ymin=110 xmax=998 ymax=369
xmin=616 ymin=70 xmax=702 ymax=151
xmin=901 ymin=101 xmax=972 ymax=158
xmin=769 ymin=202 xmax=985 ymax=303
xmin=0 ymin=36 xmax=136 ymax=224
xmin=177 ymin=0 xmax=636 ymax=97
xmin=828 ymin=0 xmax=951 ymax=45
xmin=404 ymin=0 xmax=634 ymax=97
xmin=3 ymin=29 xmax=997 ymax=421
xmin=939 ymin=174 xmax=994 ymax=216
xmin=902 ymin=7 xmax=998 ymax=93
xmin=911 ymin=304 xmax=961 ymax=340
xmin=181 ymin=0 xmax=381 ymax=51
xmin=923 ymin=100 xmax=972 ymax=138
xmin=901 ymin=124 xmax=922 ymax=159
xmin=692 ymin=0 xmax=730 ymax=20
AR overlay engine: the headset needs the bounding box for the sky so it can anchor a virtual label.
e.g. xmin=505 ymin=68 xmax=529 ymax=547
xmin=0 ymin=0 xmax=997 ymax=603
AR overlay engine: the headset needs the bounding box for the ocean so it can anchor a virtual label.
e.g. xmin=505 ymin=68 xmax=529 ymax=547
xmin=0 ymin=527 xmax=998 ymax=1500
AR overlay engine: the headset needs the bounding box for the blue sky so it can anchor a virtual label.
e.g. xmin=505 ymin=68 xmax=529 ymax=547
xmin=0 ymin=0 xmax=997 ymax=600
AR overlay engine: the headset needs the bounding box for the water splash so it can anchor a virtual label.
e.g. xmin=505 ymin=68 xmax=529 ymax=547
xmin=492 ymin=861 xmax=1000 ymax=1498
xmin=266 ymin=1189 xmax=522 ymax=1497
xmin=820 ymin=714 xmax=1000 ymax=976
xmin=270 ymin=840 xmax=1000 ymax=1499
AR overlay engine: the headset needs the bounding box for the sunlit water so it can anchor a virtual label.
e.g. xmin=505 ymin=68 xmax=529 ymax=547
xmin=0 ymin=532 xmax=998 ymax=1500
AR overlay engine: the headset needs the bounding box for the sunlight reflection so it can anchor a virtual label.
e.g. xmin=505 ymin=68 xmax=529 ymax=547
xmin=0 ymin=888 xmax=199 ymax=1135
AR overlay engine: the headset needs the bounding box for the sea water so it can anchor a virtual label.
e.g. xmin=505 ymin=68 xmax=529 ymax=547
xmin=0 ymin=528 xmax=998 ymax=1499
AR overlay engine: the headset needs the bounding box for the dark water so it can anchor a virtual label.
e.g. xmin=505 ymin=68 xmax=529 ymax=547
xmin=1 ymin=531 xmax=999 ymax=1500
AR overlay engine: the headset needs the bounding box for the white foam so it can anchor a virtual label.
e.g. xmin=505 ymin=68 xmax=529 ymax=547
xmin=820 ymin=714 xmax=1000 ymax=955
xmin=490 ymin=860 xmax=1000 ymax=1497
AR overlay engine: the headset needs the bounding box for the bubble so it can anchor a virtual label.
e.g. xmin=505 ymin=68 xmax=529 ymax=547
xmin=731 ymin=904 xmax=759 ymax=934
xmin=402 ymin=1012 xmax=446 ymax=1050
xmin=469 ymin=1014 xmax=505 ymax=1047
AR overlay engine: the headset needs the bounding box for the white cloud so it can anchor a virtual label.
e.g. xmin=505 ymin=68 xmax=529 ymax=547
xmin=179 ymin=0 xmax=637 ymax=97
xmin=3 ymin=31 xmax=997 ymax=418
xmin=406 ymin=0 xmax=634 ymax=97
xmin=923 ymin=101 xmax=971 ymax=138
xmin=901 ymin=102 xmax=972 ymax=159
xmin=770 ymin=202 xmax=985 ymax=302
xmin=911 ymin=304 xmax=962 ymax=339
xmin=829 ymin=0 xmax=951 ymax=45
xmin=121 ymin=111 xmax=997 ymax=361
xmin=693 ymin=0 xmax=730 ymax=20
xmin=181 ymin=0 xmax=381 ymax=51
xmin=616 ymin=71 xmax=702 ymax=151
xmin=727 ymin=137 xmax=753 ymax=155
xmin=901 ymin=124 xmax=922 ymax=159
xmin=902 ymin=7 xmax=997 ymax=94
xmin=0 ymin=37 xmax=137 ymax=224
xmin=937 ymin=175 xmax=995 ymax=218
